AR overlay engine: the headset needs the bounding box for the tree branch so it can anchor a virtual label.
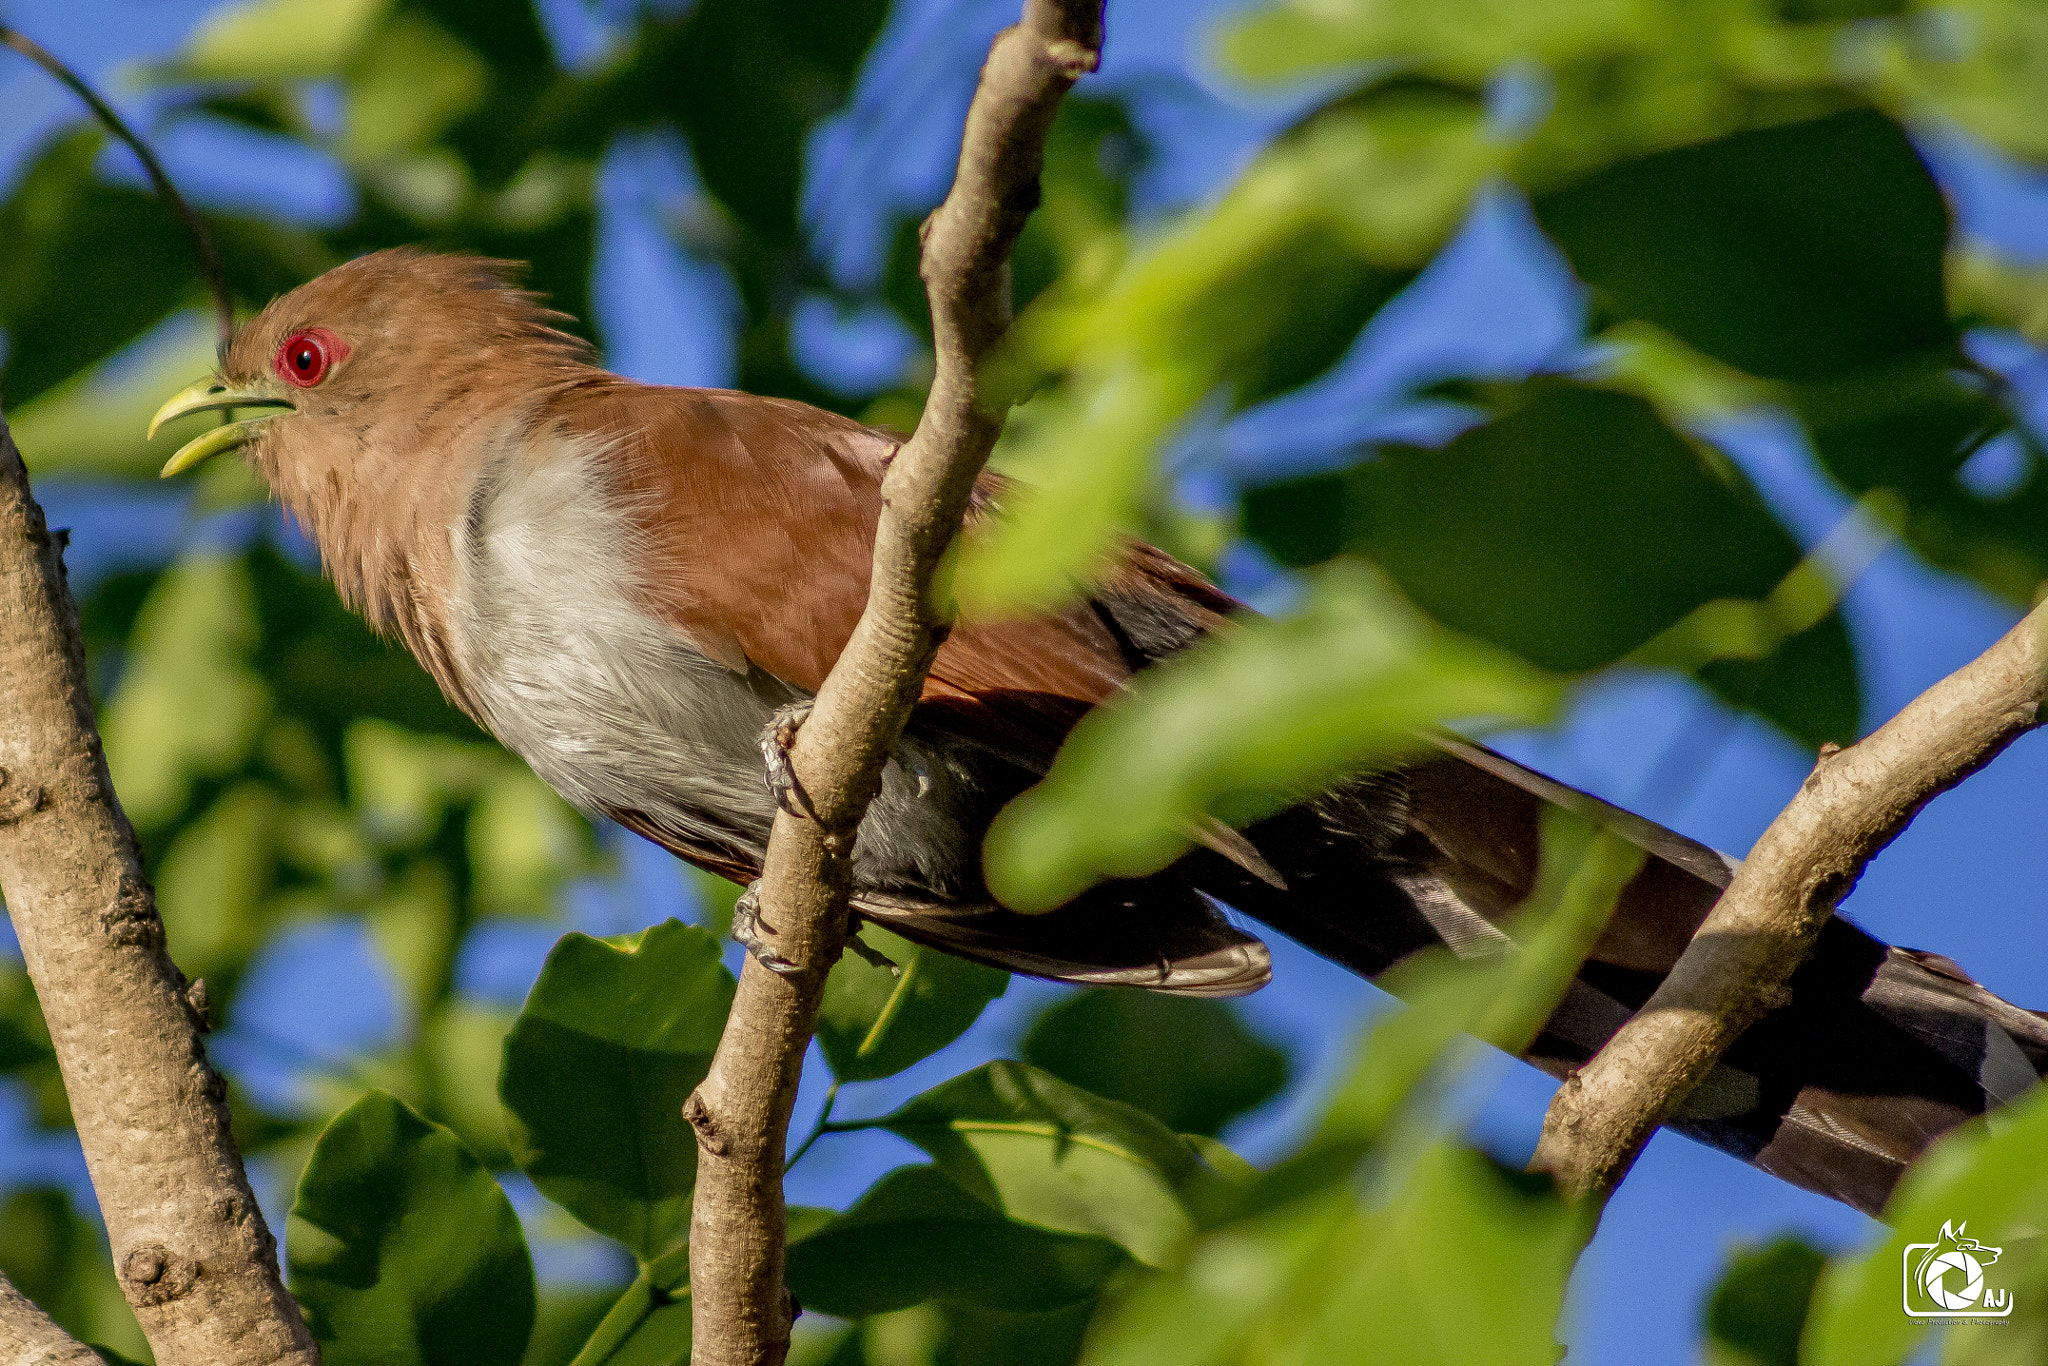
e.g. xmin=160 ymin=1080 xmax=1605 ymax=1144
xmin=0 ymin=415 xmax=319 ymax=1364
xmin=683 ymin=4 xmax=1103 ymax=1362
xmin=1532 ymin=598 xmax=2048 ymax=1200
xmin=0 ymin=1270 xmax=101 ymax=1366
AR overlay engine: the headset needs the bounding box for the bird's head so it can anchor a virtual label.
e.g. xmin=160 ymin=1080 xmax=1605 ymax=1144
xmin=149 ymin=247 xmax=592 ymax=479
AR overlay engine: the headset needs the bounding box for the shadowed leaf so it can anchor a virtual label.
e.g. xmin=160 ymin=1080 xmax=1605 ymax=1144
xmin=500 ymin=921 xmax=734 ymax=1260
xmin=289 ymin=1090 xmax=534 ymax=1366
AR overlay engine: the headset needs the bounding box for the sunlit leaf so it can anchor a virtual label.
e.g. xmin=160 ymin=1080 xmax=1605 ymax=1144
xmin=815 ymin=925 xmax=1008 ymax=1084
xmin=1220 ymin=0 xmax=1655 ymax=86
xmin=160 ymin=0 xmax=387 ymax=81
xmin=420 ymin=1001 xmax=516 ymax=1169
xmin=1805 ymin=1085 xmax=2048 ymax=1366
xmin=1282 ymin=1145 xmax=1590 ymax=1365
xmin=102 ymin=552 xmax=270 ymax=828
xmin=153 ymin=781 xmax=281 ymax=984
xmin=500 ymin=921 xmax=734 ymax=1260
xmin=290 ymin=1090 xmax=535 ymax=1366
xmin=876 ymin=1061 xmax=1225 ymax=1268
xmin=984 ymin=562 xmax=1561 ymax=911
xmin=955 ymin=94 xmax=1427 ymax=616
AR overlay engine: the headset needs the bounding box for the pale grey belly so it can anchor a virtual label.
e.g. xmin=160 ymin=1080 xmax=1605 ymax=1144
xmin=446 ymin=447 xmax=1012 ymax=900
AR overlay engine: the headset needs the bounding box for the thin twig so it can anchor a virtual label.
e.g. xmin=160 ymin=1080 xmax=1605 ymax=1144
xmin=1532 ymin=599 xmax=2048 ymax=1200
xmin=682 ymin=5 xmax=1104 ymax=1363
xmin=0 ymin=25 xmax=234 ymax=349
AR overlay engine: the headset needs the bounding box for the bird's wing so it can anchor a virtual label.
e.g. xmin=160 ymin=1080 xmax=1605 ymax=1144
xmin=555 ymin=382 xmax=1232 ymax=769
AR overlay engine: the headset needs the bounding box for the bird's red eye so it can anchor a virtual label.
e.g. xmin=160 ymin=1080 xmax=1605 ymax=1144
xmin=274 ymin=329 xmax=345 ymax=387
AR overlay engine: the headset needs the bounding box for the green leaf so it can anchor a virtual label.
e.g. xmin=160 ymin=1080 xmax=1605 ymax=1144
xmin=0 ymin=1189 xmax=150 ymax=1363
xmin=0 ymin=133 xmax=198 ymax=408
xmin=501 ymin=921 xmax=735 ymax=1260
xmin=1085 ymin=1144 xmax=1588 ymax=1366
xmin=8 ymin=310 xmax=221 ymax=479
xmin=984 ymin=562 xmax=1562 ymax=911
xmin=159 ymin=0 xmax=387 ymax=81
xmin=1021 ymin=991 xmax=1288 ymax=1138
xmin=1245 ymin=382 xmax=1859 ymax=745
xmin=1534 ymin=110 xmax=1953 ymax=382
xmin=1078 ymin=1184 xmax=1355 ymax=1366
xmin=153 ymin=781 xmax=281 ymax=984
xmin=290 ymin=1090 xmax=535 ymax=1366
xmin=1805 ymin=1084 xmax=2048 ymax=1366
xmin=560 ymin=1243 xmax=692 ymax=1366
xmin=954 ymin=96 xmax=1423 ymax=618
xmin=785 ymin=1165 xmax=1126 ymax=1316
xmin=422 ymin=1002 xmax=518 ymax=1169
xmin=1705 ymin=1238 xmax=1827 ymax=1366
xmin=101 ymin=552 xmax=270 ymax=829
xmin=816 ymin=925 xmax=1008 ymax=1083
xmin=1283 ymin=1145 xmax=1591 ymax=1365
xmin=1220 ymin=0 xmax=1655 ymax=86
xmin=1797 ymin=363 xmax=2047 ymax=608
xmin=875 ymin=1061 xmax=1223 ymax=1267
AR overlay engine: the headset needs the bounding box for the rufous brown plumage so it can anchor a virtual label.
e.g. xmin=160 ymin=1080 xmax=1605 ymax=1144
xmin=151 ymin=248 xmax=2048 ymax=1216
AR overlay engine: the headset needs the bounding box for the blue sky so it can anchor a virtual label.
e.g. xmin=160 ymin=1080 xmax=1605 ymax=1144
xmin=4 ymin=0 xmax=2048 ymax=1361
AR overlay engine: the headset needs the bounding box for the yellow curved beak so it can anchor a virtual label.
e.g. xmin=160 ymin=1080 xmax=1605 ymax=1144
xmin=149 ymin=379 xmax=294 ymax=478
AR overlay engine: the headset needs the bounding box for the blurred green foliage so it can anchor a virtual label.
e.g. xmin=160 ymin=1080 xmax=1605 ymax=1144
xmin=4 ymin=0 xmax=2048 ymax=1361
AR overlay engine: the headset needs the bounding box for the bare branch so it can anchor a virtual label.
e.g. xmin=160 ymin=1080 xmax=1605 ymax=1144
xmin=0 ymin=414 xmax=318 ymax=1364
xmin=0 ymin=1271 xmax=101 ymax=1366
xmin=0 ymin=26 xmax=234 ymax=349
xmin=1533 ymin=599 xmax=2048 ymax=1200
xmin=684 ymin=3 xmax=1104 ymax=1362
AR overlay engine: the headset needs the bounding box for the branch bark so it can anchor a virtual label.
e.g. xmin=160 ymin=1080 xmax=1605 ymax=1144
xmin=683 ymin=4 xmax=1103 ymax=1362
xmin=1532 ymin=598 xmax=2048 ymax=1200
xmin=0 ymin=415 xmax=319 ymax=1364
xmin=0 ymin=1270 xmax=100 ymax=1366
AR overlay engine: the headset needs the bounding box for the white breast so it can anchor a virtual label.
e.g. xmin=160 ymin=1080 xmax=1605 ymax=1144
xmin=444 ymin=427 xmax=782 ymax=858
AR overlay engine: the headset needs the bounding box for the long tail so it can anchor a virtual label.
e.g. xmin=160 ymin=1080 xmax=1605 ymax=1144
xmin=1201 ymin=735 xmax=2048 ymax=1216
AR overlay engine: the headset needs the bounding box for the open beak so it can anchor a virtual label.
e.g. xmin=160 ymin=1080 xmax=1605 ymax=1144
xmin=149 ymin=379 xmax=295 ymax=477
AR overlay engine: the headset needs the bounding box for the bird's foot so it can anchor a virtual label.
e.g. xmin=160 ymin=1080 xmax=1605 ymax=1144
xmin=843 ymin=916 xmax=902 ymax=976
xmin=759 ymin=701 xmax=815 ymax=818
xmin=731 ymin=882 xmax=801 ymax=975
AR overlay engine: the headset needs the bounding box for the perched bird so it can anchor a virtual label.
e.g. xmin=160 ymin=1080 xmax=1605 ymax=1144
xmin=152 ymin=249 xmax=2047 ymax=1214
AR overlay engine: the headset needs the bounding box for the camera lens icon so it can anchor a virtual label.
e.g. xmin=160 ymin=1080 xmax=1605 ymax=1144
xmin=1920 ymin=1249 xmax=1987 ymax=1311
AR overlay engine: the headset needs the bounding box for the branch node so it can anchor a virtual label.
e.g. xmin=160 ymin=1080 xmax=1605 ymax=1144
xmin=185 ymin=978 xmax=213 ymax=1033
xmin=99 ymin=877 xmax=162 ymax=949
xmin=0 ymin=768 xmax=44 ymax=824
xmin=684 ymin=1090 xmax=730 ymax=1157
xmin=120 ymin=1244 xmax=199 ymax=1306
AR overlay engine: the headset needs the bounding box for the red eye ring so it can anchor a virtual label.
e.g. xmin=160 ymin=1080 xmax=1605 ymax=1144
xmin=274 ymin=328 xmax=347 ymax=387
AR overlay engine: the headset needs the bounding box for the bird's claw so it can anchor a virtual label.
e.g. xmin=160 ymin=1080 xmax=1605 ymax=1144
xmin=759 ymin=701 xmax=815 ymax=818
xmin=731 ymin=882 xmax=801 ymax=975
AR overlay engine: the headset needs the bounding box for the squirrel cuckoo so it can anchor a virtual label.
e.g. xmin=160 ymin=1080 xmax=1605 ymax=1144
xmin=149 ymin=248 xmax=2047 ymax=1215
